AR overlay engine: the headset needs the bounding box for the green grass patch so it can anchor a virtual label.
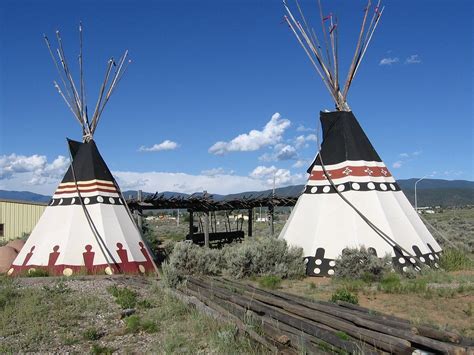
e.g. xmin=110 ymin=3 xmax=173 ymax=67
xmin=258 ymin=275 xmax=282 ymax=289
xmin=331 ymin=278 xmax=368 ymax=292
xmin=123 ymin=314 xmax=158 ymax=334
xmin=91 ymin=344 xmax=113 ymax=355
xmin=336 ymin=331 xmax=350 ymax=340
xmin=124 ymin=315 xmax=142 ymax=333
xmin=82 ymin=327 xmax=102 ymax=341
xmin=26 ymin=269 xmax=49 ymax=277
xmin=330 ymin=289 xmax=359 ymax=305
xmin=107 ymin=285 xmax=137 ymax=309
xmin=439 ymin=248 xmax=473 ymax=271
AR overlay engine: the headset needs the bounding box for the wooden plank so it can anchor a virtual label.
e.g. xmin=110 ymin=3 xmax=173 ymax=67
xmin=182 ymin=285 xmax=279 ymax=353
xmin=225 ymin=278 xmax=464 ymax=345
xmin=187 ymin=278 xmax=409 ymax=354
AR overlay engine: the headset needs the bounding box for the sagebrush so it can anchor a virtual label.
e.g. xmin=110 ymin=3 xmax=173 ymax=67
xmin=334 ymin=247 xmax=392 ymax=281
xmin=162 ymin=237 xmax=305 ymax=287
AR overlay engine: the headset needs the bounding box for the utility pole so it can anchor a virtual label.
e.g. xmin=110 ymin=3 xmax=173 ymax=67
xmin=203 ymin=190 xmax=209 ymax=247
xmin=415 ymin=175 xmax=428 ymax=212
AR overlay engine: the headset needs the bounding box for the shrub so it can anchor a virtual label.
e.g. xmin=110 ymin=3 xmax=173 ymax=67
xmin=26 ymin=269 xmax=49 ymax=277
xmin=123 ymin=315 xmax=141 ymax=333
xmin=123 ymin=315 xmax=158 ymax=334
xmin=42 ymin=281 xmax=71 ymax=295
xmin=334 ymin=247 xmax=392 ymax=281
xmin=167 ymin=241 xmax=224 ymax=277
xmin=91 ymin=344 xmax=113 ymax=355
xmin=439 ymin=248 xmax=473 ymax=271
xmin=83 ymin=327 xmax=102 ymax=341
xmin=330 ymin=289 xmax=358 ymax=304
xmin=163 ymin=238 xmax=305 ymax=287
xmin=107 ymin=286 xmax=137 ymax=309
xmin=162 ymin=261 xmax=183 ymax=288
xmin=258 ymin=275 xmax=282 ymax=289
xmin=223 ymin=237 xmax=305 ymax=279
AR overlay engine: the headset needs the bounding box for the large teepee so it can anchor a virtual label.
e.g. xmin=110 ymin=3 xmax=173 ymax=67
xmin=9 ymin=25 xmax=157 ymax=276
xmin=280 ymin=1 xmax=442 ymax=276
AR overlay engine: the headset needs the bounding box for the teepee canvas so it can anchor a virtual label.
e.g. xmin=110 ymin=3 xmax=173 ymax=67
xmin=9 ymin=25 xmax=156 ymax=276
xmin=280 ymin=1 xmax=442 ymax=276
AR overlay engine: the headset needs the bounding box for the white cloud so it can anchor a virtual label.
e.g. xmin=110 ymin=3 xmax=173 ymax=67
xmin=296 ymin=124 xmax=315 ymax=132
xmin=0 ymin=152 xmax=305 ymax=195
xmin=292 ymin=159 xmax=311 ymax=169
xmin=200 ymin=167 xmax=235 ymax=176
xmin=379 ymin=57 xmax=399 ymax=66
xmin=295 ymin=134 xmax=317 ymax=149
xmin=0 ymin=153 xmax=69 ymax=187
xmin=250 ymin=165 xmax=306 ymax=187
xmin=259 ymin=144 xmax=298 ymax=162
xmin=208 ymin=113 xmax=291 ymax=155
xmin=139 ymin=140 xmax=180 ymax=152
xmin=392 ymin=161 xmax=403 ymax=169
xmin=392 ymin=150 xmax=423 ymax=169
xmin=276 ymin=145 xmax=297 ymax=160
xmin=114 ymin=170 xmax=274 ymax=194
xmin=405 ymin=54 xmax=422 ymax=64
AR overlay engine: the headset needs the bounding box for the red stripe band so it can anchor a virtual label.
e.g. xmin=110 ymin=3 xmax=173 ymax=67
xmin=54 ymin=187 xmax=118 ymax=195
xmin=58 ymin=181 xmax=115 ymax=189
xmin=310 ymin=165 xmax=392 ymax=181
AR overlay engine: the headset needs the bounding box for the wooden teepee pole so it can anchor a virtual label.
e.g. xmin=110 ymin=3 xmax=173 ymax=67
xmin=341 ymin=0 xmax=371 ymax=100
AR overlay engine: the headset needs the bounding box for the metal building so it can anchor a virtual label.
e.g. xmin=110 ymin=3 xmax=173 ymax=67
xmin=0 ymin=199 xmax=47 ymax=241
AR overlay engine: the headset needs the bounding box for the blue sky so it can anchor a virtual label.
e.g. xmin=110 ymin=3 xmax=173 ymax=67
xmin=0 ymin=0 xmax=472 ymax=195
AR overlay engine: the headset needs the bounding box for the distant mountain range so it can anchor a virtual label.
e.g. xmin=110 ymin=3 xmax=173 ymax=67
xmin=0 ymin=190 xmax=52 ymax=203
xmin=1 ymin=178 xmax=473 ymax=207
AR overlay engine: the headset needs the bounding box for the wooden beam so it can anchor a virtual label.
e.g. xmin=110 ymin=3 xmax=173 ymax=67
xmin=188 ymin=209 xmax=194 ymax=237
xmin=247 ymin=208 xmax=253 ymax=237
xmin=204 ymin=211 xmax=210 ymax=247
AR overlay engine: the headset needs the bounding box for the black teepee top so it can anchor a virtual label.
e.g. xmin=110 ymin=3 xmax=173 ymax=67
xmin=61 ymin=139 xmax=115 ymax=183
xmin=308 ymin=111 xmax=382 ymax=173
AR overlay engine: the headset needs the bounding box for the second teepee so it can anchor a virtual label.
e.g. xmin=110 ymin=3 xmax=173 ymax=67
xmin=280 ymin=1 xmax=442 ymax=276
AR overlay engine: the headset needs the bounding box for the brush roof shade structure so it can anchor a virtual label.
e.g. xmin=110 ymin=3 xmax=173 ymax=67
xmin=9 ymin=25 xmax=157 ymax=276
xmin=280 ymin=1 xmax=442 ymax=276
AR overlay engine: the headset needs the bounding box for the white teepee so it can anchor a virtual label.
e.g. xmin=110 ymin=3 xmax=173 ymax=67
xmin=9 ymin=25 xmax=156 ymax=276
xmin=280 ymin=1 xmax=442 ymax=276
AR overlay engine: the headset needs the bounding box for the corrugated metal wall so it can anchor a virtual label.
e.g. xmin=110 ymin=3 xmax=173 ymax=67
xmin=0 ymin=201 xmax=47 ymax=240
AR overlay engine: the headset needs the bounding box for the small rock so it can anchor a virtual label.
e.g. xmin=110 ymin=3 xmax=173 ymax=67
xmin=120 ymin=308 xmax=136 ymax=319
